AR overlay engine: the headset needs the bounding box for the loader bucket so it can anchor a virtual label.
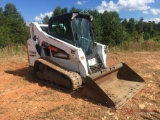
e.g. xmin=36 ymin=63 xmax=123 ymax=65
xmin=82 ymin=63 xmax=145 ymax=108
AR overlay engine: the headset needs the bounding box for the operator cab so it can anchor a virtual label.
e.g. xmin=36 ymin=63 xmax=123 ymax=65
xmin=49 ymin=13 xmax=102 ymax=73
xmin=48 ymin=12 xmax=94 ymax=56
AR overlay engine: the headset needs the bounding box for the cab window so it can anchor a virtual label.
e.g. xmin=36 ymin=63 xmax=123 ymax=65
xmin=49 ymin=20 xmax=74 ymax=45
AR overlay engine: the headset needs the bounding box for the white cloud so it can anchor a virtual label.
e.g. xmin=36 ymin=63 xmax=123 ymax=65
xmin=97 ymin=1 xmax=119 ymax=13
xmin=150 ymin=8 xmax=160 ymax=15
xmin=35 ymin=16 xmax=42 ymax=21
xmin=76 ymin=0 xmax=88 ymax=5
xmin=143 ymin=11 xmax=149 ymax=14
xmin=143 ymin=8 xmax=160 ymax=15
xmin=76 ymin=1 xmax=83 ymax=5
xmin=144 ymin=18 xmax=160 ymax=23
xmin=96 ymin=0 xmax=155 ymax=13
xmin=34 ymin=12 xmax=52 ymax=22
xmin=118 ymin=0 xmax=154 ymax=11
xmin=96 ymin=0 xmax=160 ymax=23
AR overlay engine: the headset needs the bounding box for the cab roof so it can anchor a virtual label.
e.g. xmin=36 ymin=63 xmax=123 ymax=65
xmin=49 ymin=12 xmax=93 ymax=23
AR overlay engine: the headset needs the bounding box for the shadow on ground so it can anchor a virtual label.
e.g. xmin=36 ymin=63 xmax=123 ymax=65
xmin=5 ymin=67 xmax=98 ymax=106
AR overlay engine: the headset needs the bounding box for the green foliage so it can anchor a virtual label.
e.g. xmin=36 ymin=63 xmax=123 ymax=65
xmin=153 ymin=36 xmax=160 ymax=42
xmin=100 ymin=11 xmax=125 ymax=45
xmin=53 ymin=6 xmax=68 ymax=16
xmin=143 ymin=32 xmax=150 ymax=40
xmin=127 ymin=18 xmax=136 ymax=34
xmin=69 ymin=7 xmax=82 ymax=13
xmin=52 ymin=6 xmax=82 ymax=17
xmin=61 ymin=8 xmax=68 ymax=14
xmin=53 ymin=6 xmax=62 ymax=16
xmin=47 ymin=6 xmax=160 ymax=47
xmin=1 ymin=3 xmax=160 ymax=50
xmin=136 ymin=17 xmax=144 ymax=34
xmin=42 ymin=16 xmax=49 ymax=24
xmin=0 ymin=26 xmax=10 ymax=48
xmin=0 ymin=3 xmax=29 ymax=48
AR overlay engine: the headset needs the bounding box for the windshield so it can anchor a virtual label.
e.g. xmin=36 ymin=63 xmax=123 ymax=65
xmin=72 ymin=17 xmax=94 ymax=55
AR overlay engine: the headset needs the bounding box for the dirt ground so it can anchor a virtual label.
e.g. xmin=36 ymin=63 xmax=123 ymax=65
xmin=0 ymin=52 xmax=160 ymax=120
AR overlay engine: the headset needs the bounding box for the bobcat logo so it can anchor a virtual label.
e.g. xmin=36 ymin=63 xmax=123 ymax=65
xmin=71 ymin=49 xmax=75 ymax=54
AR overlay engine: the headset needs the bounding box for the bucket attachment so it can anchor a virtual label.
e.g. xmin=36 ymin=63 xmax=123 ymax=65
xmin=82 ymin=63 xmax=145 ymax=108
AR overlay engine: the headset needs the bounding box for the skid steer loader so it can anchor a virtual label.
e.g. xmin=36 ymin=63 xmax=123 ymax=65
xmin=27 ymin=12 xmax=145 ymax=108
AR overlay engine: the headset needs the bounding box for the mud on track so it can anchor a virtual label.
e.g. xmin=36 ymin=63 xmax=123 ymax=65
xmin=0 ymin=52 xmax=160 ymax=120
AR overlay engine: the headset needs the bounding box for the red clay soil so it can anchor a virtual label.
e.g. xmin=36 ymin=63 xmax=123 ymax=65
xmin=0 ymin=52 xmax=160 ymax=120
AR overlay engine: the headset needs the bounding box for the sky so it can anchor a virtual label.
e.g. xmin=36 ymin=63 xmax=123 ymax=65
xmin=0 ymin=0 xmax=160 ymax=23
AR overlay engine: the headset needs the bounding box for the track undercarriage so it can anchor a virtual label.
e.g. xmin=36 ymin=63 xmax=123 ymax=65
xmin=34 ymin=57 xmax=83 ymax=92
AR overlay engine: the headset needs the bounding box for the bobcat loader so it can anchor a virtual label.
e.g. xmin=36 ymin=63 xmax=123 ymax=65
xmin=27 ymin=12 xmax=145 ymax=108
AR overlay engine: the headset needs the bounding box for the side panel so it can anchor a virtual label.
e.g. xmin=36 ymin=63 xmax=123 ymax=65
xmin=27 ymin=22 xmax=89 ymax=77
xmin=27 ymin=38 xmax=40 ymax=66
xmin=95 ymin=42 xmax=108 ymax=68
xmin=77 ymin=48 xmax=88 ymax=77
xmin=49 ymin=48 xmax=88 ymax=78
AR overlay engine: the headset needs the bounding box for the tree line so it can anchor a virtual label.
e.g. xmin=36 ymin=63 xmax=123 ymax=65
xmin=0 ymin=3 xmax=29 ymax=48
xmin=43 ymin=6 xmax=160 ymax=46
xmin=0 ymin=4 xmax=160 ymax=48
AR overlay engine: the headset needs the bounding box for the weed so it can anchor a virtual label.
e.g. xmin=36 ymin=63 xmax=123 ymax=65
xmin=0 ymin=44 xmax=27 ymax=57
xmin=110 ymin=40 xmax=160 ymax=52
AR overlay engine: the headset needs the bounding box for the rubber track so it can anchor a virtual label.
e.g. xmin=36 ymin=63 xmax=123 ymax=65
xmin=36 ymin=58 xmax=83 ymax=91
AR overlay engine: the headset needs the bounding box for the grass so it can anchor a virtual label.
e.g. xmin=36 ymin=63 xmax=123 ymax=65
xmin=0 ymin=40 xmax=160 ymax=57
xmin=0 ymin=44 xmax=27 ymax=57
xmin=110 ymin=40 xmax=160 ymax=52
